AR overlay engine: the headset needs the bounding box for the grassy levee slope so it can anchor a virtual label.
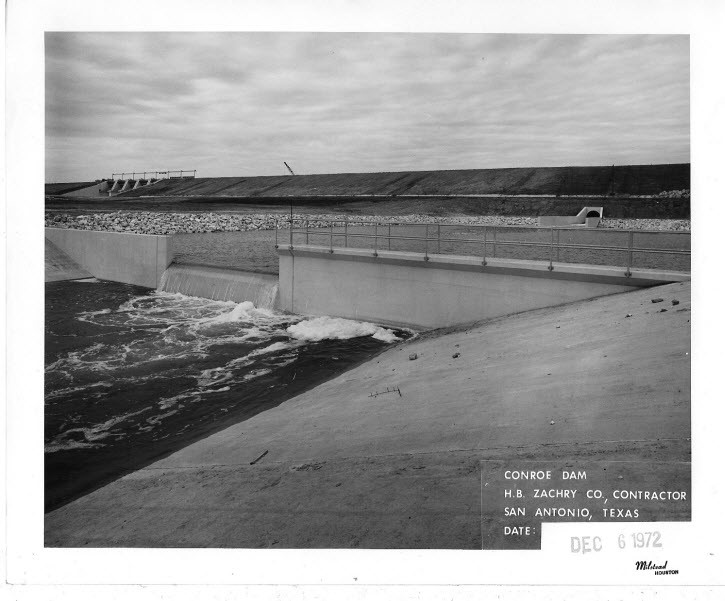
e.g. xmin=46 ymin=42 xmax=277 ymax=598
xmin=45 ymin=182 xmax=97 ymax=195
xmin=116 ymin=164 xmax=689 ymax=200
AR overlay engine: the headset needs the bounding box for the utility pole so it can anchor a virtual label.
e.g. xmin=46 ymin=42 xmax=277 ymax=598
xmin=284 ymin=161 xmax=295 ymax=176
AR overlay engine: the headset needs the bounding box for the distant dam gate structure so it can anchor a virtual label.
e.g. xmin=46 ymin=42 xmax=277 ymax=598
xmin=102 ymin=169 xmax=197 ymax=196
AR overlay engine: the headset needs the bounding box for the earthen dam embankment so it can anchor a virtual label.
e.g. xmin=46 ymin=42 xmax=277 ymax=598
xmin=68 ymin=164 xmax=691 ymax=219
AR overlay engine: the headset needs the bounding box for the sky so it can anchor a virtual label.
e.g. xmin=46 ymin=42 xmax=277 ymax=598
xmin=45 ymin=33 xmax=689 ymax=182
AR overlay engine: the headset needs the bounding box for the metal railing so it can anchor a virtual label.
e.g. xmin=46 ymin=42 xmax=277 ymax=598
xmin=111 ymin=170 xmax=197 ymax=180
xmin=275 ymin=215 xmax=691 ymax=277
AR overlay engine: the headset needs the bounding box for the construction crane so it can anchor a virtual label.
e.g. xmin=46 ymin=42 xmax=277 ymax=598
xmin=283 ymin=161 xmax=295 ymax=176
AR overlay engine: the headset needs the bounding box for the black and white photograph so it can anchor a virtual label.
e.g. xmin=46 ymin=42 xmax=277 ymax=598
xmin=4 ymin=0 xmax=725 ymax=596
xmin=42 ymin=28 xmax=693 ymax=549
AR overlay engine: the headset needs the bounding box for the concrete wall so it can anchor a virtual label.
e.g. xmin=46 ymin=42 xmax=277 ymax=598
xmin=61 ymin=183 xmax=109 ymax=198
xmin=278 ymin=246 xmax=689 ymax=329
xmin=538 ymin=206 xmax=603 ymax=227
xmin=45 ymin=238 xmax=92 ymax=282
xmin=45 ymin=228 xmax=173 ymax=288
xmin=537 ymin=216 xmax=583 ymax=226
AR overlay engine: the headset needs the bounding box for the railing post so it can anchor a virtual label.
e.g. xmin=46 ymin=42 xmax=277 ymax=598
xmin=556 ymin=228 xmax=560 ymax=262
xmin=548 ymin=227 xmax=554 ymax=271
xmin=626 ymin=230 xmax=634 ymax=277
xmin=288 ymin=206 xmax=293 ymax=250
xmin=277 ymin=221 xmax=686 ymax=275
xmin=482 ymin=226 xmax=487 ymax=266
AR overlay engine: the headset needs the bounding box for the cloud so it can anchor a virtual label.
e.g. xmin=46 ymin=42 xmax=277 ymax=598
xmin=45 ymin=33 xmax=689 ymax=181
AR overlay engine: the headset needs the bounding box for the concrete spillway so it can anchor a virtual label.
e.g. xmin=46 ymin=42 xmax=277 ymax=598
xmin=45 ymin=280 xmax=691 ymax=548
xmin=158 ymin=263 xmax=280 ymax=308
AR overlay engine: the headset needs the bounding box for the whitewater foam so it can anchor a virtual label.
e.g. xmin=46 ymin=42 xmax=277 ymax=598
xmin=46 ymin=288 xmax=405 ymax=454
xmin=287 ymin=316 xmax=400 ymax=343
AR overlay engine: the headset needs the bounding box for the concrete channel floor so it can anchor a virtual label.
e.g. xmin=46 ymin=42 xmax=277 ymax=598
xmin=45 ymin=281 xmax=691 ymax=548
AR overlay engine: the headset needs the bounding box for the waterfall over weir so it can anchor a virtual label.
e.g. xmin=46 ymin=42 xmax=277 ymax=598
xmin=158 ymin=263 xmax=280 ymax=308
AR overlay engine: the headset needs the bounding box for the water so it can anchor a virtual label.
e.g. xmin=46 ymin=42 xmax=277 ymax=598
xmin=45 ymin=279 xmax=409 ymax=511
xmin=159 ymin=263 xmax=280 ymax=305
xmin=173 ymin=230 xmax=279 ymax=274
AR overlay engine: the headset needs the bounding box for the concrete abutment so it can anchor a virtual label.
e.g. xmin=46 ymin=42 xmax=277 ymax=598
xmin=277 ymin=245 xmax=688 ymax=329
xmin=45 ymin=228 xmax=174 ymax=288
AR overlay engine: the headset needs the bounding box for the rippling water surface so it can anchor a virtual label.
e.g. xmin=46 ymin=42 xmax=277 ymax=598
xmin=45 ymin=279 xmax=408 ymax=510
